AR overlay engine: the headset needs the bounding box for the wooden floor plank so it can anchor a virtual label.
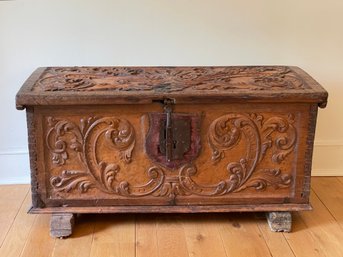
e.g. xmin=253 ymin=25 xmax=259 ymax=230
xmin=284 ymin=212 xmax=324 ymax=257
xmin=218 ymin=213 xmax=272 ymax=257
xmin=284 ymin=189 xmax=343 ymax=257
xmin=0 ymin=185 xmax=29 ymax=247
xmin=20 ymin=214 xmax=56 ymax=257
xmin=0 ymin=192 xmax=36 ymax=257
xmin=312 ymin=177 xmax=343 ymax=229
xmin=51 ymin=214 xmax=95 ymax=257
xmin=89 ymin=214 xmax=135 ymax=257
xmin=155 ymin=214 xmax=189 ymax=257
xmin=136 ymin=215 xmax=159 ymax=257
xmin=0 ymin=178 xmax=342 ymax=257
xmin=181 ymin=214 xmax=228 ymax=257
xmin=257 ymin=217 xmax=296 ymax=257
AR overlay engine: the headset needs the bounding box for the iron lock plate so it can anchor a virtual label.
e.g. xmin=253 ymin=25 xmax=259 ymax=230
xmin=145 ymin=99 xmax=201 ymax=169
xmin=159 ymin=118 xmax=191 ymax=161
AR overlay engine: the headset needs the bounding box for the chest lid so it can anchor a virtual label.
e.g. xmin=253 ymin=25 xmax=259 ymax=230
xmin=16 ymin=66 xmax=328 ymax=109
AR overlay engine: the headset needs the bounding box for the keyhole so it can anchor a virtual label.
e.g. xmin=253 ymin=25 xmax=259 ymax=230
xmin=173 ymin=140 xmax=177 ymax=149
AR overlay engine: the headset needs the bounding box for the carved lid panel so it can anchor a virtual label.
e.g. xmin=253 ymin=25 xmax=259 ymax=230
xmin=16 ymin=66 xmax=328 ymax=109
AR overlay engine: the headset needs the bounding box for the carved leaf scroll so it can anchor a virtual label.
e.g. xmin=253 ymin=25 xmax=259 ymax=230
xmin=34 ymin=66 xmax=308 ymax=93
xmin=47 ymin=112 xmax=297 ymax=198
xmin=47 ymin=116 xmax=165 ymax=196
xmin=178 ymin=113 xmax=296 ymax=195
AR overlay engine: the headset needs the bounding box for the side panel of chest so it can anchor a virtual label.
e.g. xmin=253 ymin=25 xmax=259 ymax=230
xmin=29 ymin=103 xmax=315 ymax=208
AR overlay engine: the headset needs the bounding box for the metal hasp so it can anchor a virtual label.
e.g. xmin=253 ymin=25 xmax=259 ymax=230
xmin=159 ymin=99 xmax=191 ymax=162
xmin=146 ymin=98 xmax=201 ymax=169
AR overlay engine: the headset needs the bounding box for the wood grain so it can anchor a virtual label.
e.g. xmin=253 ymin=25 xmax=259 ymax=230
xmin=16 ymin=66 xmax=328 ymax=108
xmin=283 ymin=212 xmax=324 ymax=257
xmin=50 ymin=213 xmax=74 ymax=238
xmin=301 ymin=190 xmax=343 ymax=256
xmin=0 ymin=178 xmax=343 ymax=257
xmin=51 ymin=214 xmax=95 ymax=257
xmin=16 ymin=66 xmax=328 ymax=236
xmin=312 ymin=177 xmax=343 ymax=228
xmin=20 ymin=214 xmax=56 ymax=257
xmin=30 ymin=103 xmax=313 ymax=210
xmin=0 ymin=185 xmax=29 ymax=246
xmin=257 ymin=217 xmax=296 ymax=257
xmin=136 ymin=215 xmax=159 ymax=257
xmin=154 ymin=215 xmax=189 ymax=257
xmin=89 ymin=214 xmax=135 ymax=257
xmin=0 ymin=191 xmax=36 ymax=257
xmin=284 ymin=189 xmax=343 ymax=257
xmin=181 ymin=214 xmax=228 ymax=257
xmin=218 ymin=213 xmax=272 ymax=257
xmin=29 ymin=203 xmax=312 ymax=214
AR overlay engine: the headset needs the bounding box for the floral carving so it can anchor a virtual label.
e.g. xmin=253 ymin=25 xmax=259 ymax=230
xmin=208 ymin=113 xmax=296 ymax=164
xmin=34 ymin=66 xmax=308 ymax=93
xmin=176 ymin=113 xmax=296 ymax=195
xmin=153 ymin=176 xmax=191 ymax=198
xmin=178 ymin=164 xmax=292 ymax=195
xmin=47 ymin=112 xmax=297 ymax=197
xmin=47 ymin=116 xmax=165 ymax=196
xmin=50 ymin=170 xmax=94 ymax=193
xmin=46 ymin=117 xmax=83 ymax=165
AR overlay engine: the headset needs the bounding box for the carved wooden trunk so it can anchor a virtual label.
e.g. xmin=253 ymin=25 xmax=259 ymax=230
xmin=16 ymin=66 xmax=327 ymax=237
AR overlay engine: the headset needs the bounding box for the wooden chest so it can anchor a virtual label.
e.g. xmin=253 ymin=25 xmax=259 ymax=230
xmin=16 ymin=66 xmax=327 ymax=237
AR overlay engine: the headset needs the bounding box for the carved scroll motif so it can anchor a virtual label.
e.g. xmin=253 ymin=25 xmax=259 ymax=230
xmin=47 ymin=112 xmax=297 ymax=197
xmin=178 ymin=113 xmax=297 ymax=195
xmin=47 ymin=117 xmax=164 ymax=196
xmin=35 ymin=66 xmax=308 ymax=93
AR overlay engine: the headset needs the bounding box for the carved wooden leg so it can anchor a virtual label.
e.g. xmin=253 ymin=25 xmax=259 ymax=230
xmin=266 ymin=211 xmax=292 ymax=232
xmin=50 ymin=213 xmax=75 ymax=238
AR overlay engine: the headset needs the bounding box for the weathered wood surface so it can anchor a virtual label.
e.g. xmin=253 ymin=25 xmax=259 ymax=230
xmin=16 ymin=66 xmax=328 ymax=108
xmin=29 ymin=203 xmax=312 ymax=214
xmin=50 ymin=213 xmax=75 ymax=238
xmin=266 ymin=212 xmax=292 ymax=232
xmin=15 ymin=66 xmax=327 ymax=236
xmin=26 ymin=103 xmax=316 ymax=210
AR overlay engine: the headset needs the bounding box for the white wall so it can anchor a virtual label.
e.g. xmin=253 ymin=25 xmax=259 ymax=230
xmin=0 ymin=0 xmax=342 ymax=184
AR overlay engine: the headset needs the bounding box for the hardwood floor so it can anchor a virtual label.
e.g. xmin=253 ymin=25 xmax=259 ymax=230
xmin=0 ymin=177 xmax=342 ymax=257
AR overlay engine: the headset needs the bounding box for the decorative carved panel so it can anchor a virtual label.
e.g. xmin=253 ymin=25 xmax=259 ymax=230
xmin=46 ymin=116 xmax=164 ymax=195
xmin=47 ymin=112 xmax=297 ymax=199
xmin=195 ymin=113 xmax=296 ymax=194
xmin=33 ymin=66 xmax=309 ymax=93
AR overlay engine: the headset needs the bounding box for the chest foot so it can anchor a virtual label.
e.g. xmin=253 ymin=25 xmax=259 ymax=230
xmin=266 ymin=211 xmax=292 ymax=232
xmin=50 ymin=213 xmax=75 ymax=238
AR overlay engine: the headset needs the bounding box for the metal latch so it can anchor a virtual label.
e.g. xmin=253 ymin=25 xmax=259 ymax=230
xmin=159 ymin=99 xmax=191 ymax=162
xmin=146 ymin=98 xmax=201 ymax=169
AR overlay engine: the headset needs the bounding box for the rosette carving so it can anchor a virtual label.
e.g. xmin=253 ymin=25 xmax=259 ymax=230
xmin=47 ymin=117 xmax=164 ymax=196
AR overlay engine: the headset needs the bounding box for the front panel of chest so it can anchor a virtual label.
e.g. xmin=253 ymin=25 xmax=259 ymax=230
xmin=33 ymin=103 xmax=312 ymax=207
